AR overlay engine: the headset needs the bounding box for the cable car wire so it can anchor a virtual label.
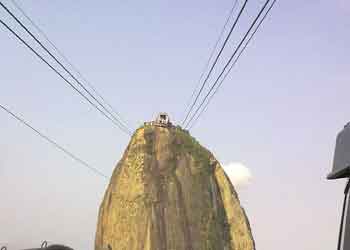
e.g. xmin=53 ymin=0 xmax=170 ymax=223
xmin=181 ymin=0 xmax=248 ymax=126
xmin=0 ymin=18 xmax=132 ymax=136
xmin=188 ymin=0 xmax=277 ymax=129
xmin=8 ymin=0 xmax=133 ymax=131
xmin=180 ymin=0 xmax=238 ymax=123
xmin=184 ymin=0 xmax=274 ymax=129
xmin=0 ymin=103 xmax=108 ymax=179
xmin=0 ymin=1 xmax=132 ymax=135
xmin=0 ymin=1 xmax=131 ymax=134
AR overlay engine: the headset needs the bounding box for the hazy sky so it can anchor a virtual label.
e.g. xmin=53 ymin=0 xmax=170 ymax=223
xmin=0 ymin=0 xmax=349 ymax=249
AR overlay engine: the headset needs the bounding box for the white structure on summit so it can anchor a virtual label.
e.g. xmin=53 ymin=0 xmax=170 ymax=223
xmin=144 ymin=112 xmax=172 ymax=127
xmin=156 ymin=113 xmax=170 ymax=126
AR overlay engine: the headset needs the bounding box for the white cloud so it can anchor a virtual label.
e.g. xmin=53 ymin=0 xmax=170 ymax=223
xmin=222 ymin=162 xmax=252 ymax=188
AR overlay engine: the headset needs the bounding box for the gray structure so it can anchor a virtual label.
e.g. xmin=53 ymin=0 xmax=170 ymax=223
xmin=21 ymin=246 xmax=73 ymax=250
xmin=155 ymin=112 xmax=171 ymax=126
xmin=328 ymin=122 xmax=350 ymax=179
xmin=328 ymin=122 xmax=350 ymax=250
xmin=342 ymin=195 xmax=350 ymax=250
xmin=20 ymin=241 xmax=73 ymax=250
xmin=144 ymin=112 xmax=172 ymax=128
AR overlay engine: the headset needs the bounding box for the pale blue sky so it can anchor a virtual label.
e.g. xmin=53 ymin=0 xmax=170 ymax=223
xmin=0 ymin=0 xmax=349 ymax=249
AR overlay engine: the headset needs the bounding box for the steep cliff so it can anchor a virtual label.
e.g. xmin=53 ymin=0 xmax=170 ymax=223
xmin=95 ymin=124 xmax=255 ymax=250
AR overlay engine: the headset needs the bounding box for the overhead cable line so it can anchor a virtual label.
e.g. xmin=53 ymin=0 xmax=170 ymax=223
xmin=8 ymin=0 xmax=133 ymax=131
xmin=188 ymin=0 xmax=277 ymax=129
xmin=0 ymin=103 xmax=108 ymax=178
xmin=0 ymin=1 xmax=132 ymax=136
xmin=0 ymin=18 xmax=132 ymax=136
xmin=180 ymin=0 xmax=238 ymax=123
xmin=184 ymin=0 xmax=275 ymax=129
xmin=0 ymin=1 xmax=131 ymax=135
xmin=181 ymin=0 xmax=248 ymax=126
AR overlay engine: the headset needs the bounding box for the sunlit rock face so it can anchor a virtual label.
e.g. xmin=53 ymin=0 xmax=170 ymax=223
xmin=95 ymin=125 xmax=255 ymax=250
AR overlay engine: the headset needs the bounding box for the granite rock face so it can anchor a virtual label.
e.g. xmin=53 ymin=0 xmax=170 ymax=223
xmin=95 ymin=125 xmax=255 ymax=250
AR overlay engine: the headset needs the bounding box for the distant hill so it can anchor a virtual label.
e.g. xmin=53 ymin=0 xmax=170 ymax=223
xmin=95 ymin=123 xmax=255 ymax=250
